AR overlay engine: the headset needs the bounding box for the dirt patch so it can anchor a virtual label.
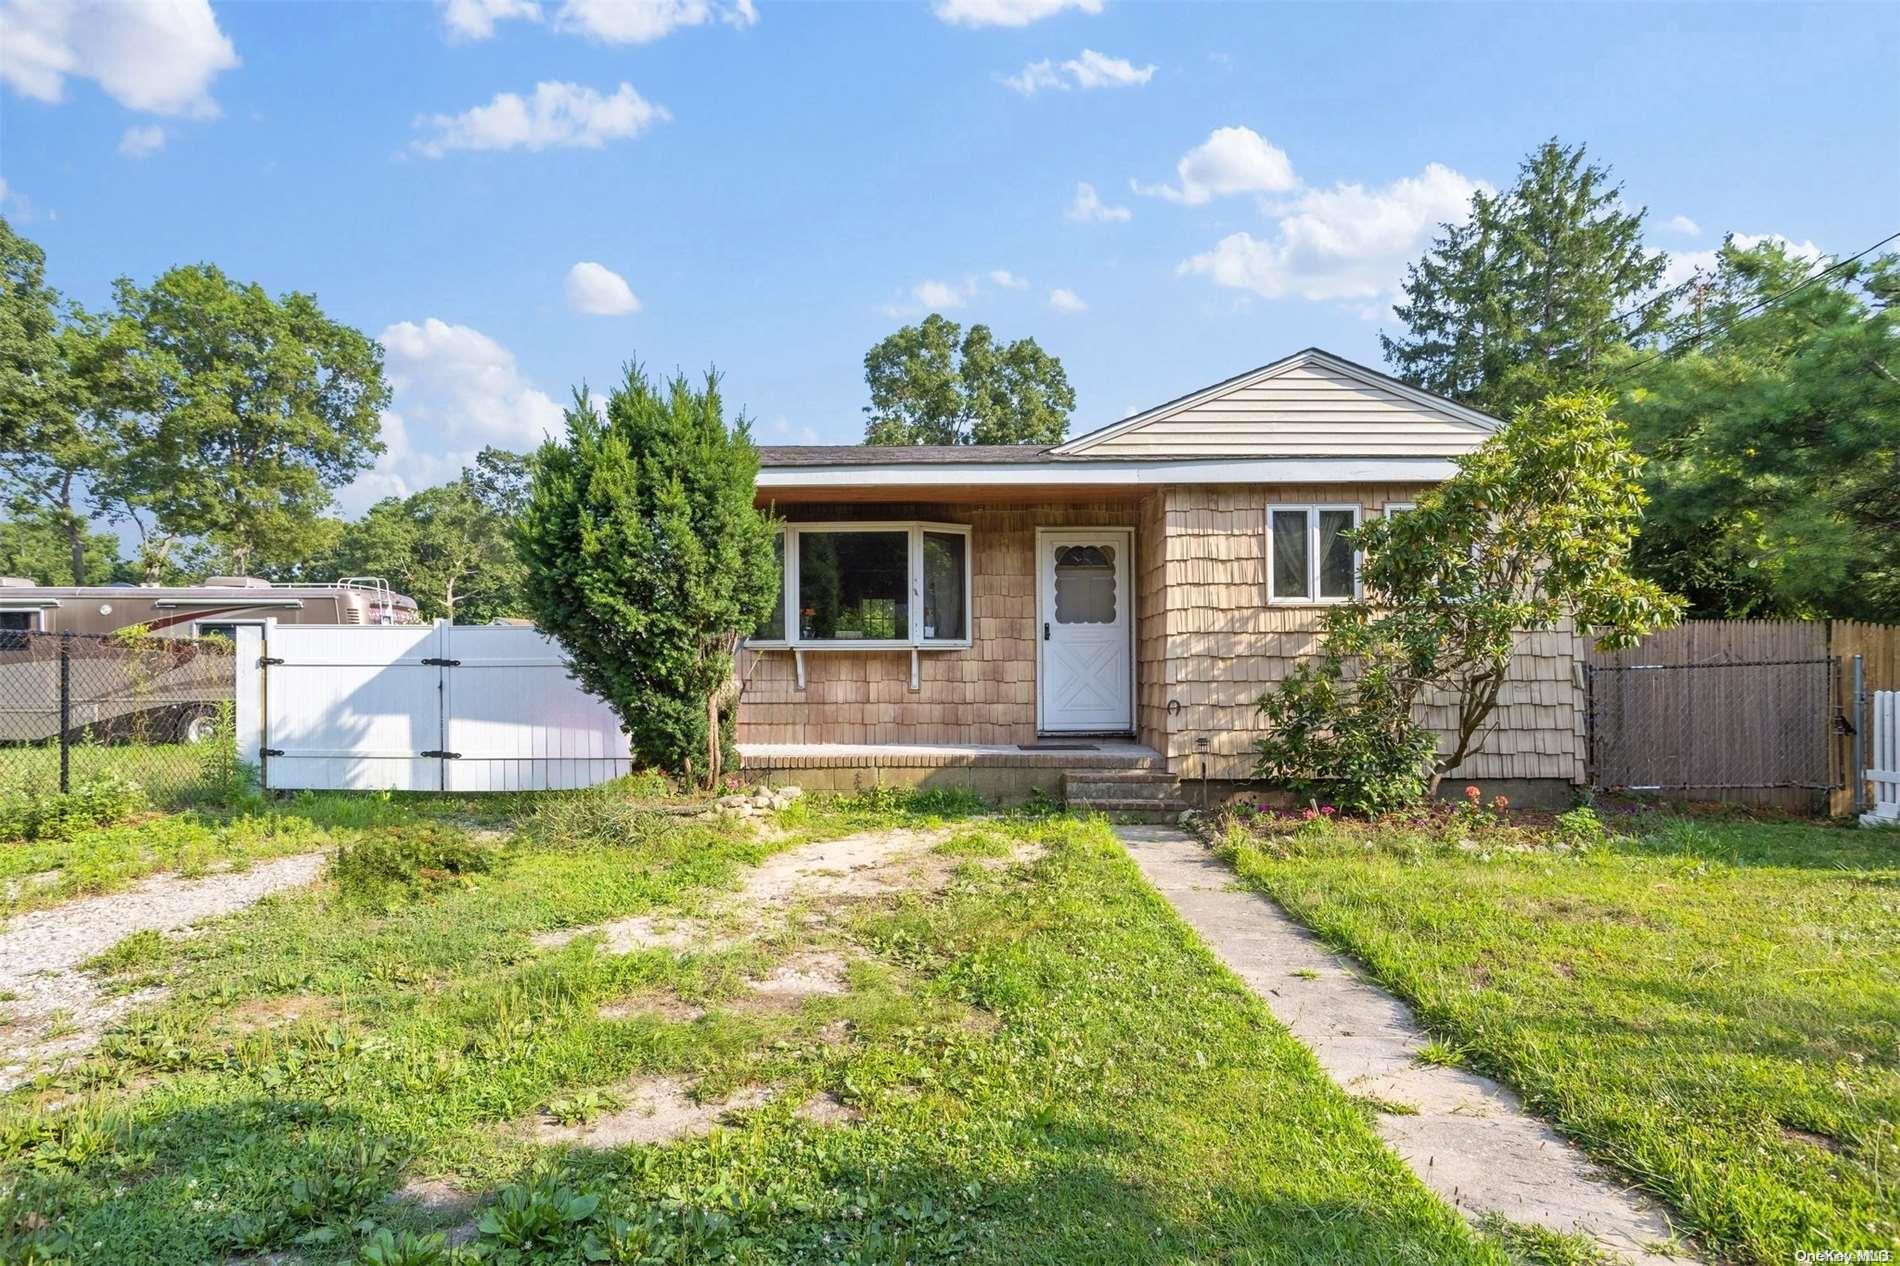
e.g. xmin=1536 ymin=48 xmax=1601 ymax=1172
xmin=795 ymin=1092 xmax=862 ymax=1126
xmin=737 ymin=828 xmax=950 ymax=908
xmin=598 ymin=993 xmax=705 ymax=1023
xmin=745 ymin=950 xmax=850 ymax=1002
xmin=534 ymin=914 xmax=703 ymax=954
xmin=0 ymin=851 xmax=327 ymax=1092
xmin=534 ymin=1075 xmax=774 ymax=1148
xmin=1780 ymin=1123 xmax=1845 ymax=1155
xmin=223 ymin=994 xmax=335 ymax=1034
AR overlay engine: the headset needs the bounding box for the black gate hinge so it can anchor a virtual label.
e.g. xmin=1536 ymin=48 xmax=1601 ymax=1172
xmin=261 ymin=747 xmax=284 ymax=757
xmin=421 ymin=657 xmax=461 ymax=667
xmin=259 ymin=656 xmax=285 ymax=666
xmin=421 ymin=749 xmax=462 ymax=759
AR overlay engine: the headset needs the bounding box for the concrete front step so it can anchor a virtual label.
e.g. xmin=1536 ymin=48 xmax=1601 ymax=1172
xmin=1065 ymin=778 xmax=1180 ymax=802
xmin=1066 ymin=796 xmax=1190 ymax=824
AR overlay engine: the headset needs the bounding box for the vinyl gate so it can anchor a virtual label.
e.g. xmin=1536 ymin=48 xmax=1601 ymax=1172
xmin=237 ymin=622 xmax=634 ymax=791
xmin=1867 ymin=691 xmax=1900 ymax=826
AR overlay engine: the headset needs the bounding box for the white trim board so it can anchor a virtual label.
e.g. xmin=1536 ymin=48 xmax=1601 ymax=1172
xmin=757 ymin=456 xmax=1459 ymax=491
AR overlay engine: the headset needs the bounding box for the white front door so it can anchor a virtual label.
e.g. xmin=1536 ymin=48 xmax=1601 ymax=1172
xmin=1037 ymin=528 xmax=1134 ymax=733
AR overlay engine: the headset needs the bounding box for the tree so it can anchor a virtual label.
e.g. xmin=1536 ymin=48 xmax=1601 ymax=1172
xmin=1616 ymin=239 xmax=1900 ymax=620
xmin=1382 ymin=139 xmax=1668 ymax=417
xmin=110 ymin=265 xmax=388 ymax=575
xmin=1255 ymin=393 xmax=1681 ymax=809
xmin=0 ymin=219 xmax=145 ymax=585
xmin=0 ymin=505 xmax=121 ymax=584
xmin=516 ymin=366 xmax=779 ymax=785
xmin=863 ymin=313 xmax=1074 ymax=445
xmin=335 ymin=473 xmax=527 ymax=623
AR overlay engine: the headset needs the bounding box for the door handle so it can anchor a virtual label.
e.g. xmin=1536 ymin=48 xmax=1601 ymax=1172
xmin=1044 ymin=622 xmax=1051 ymax=641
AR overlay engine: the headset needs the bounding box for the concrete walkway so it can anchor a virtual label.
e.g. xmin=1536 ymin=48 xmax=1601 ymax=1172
xmin=1116 ymin=825 xmax=1695 ymax=1266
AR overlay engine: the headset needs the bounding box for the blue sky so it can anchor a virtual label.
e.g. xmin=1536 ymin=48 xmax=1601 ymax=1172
xmin=2 ymin=0 xmax=1895 ymax=515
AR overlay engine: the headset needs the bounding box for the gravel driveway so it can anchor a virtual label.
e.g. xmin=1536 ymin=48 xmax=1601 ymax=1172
xmin=0 ymin=853 xmax=328 ymax=1092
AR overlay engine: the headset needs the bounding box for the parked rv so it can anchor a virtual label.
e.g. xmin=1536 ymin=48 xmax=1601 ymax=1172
xmin=0 ymin=576 xmax=419 ymax=637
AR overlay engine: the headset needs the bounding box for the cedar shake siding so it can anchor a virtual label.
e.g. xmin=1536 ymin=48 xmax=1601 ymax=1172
xmin=1149 ymin=484 xmax=1586 ymax=784
xmin=736 ymin=500 xmax=1151 ymax=746
xmin=733 ymin=485 xmax=1587 ymax=785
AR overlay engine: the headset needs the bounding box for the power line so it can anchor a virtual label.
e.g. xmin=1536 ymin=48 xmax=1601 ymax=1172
xmin=1607 ymin=228 xmax=1900 ymax=384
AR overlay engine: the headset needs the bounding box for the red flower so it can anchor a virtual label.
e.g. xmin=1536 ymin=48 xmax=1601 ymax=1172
xmin=1464 ymin=785 xmax=1481 ymax=801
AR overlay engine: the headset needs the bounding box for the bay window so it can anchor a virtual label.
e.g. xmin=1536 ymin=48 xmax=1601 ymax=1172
xmin=1267 ymin=505 xmax=1361 ymax=603
xmin=749 ymin=521 xmax=973 ymax=649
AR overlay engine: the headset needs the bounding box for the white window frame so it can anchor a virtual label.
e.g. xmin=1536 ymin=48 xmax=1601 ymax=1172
xmin=1266 ymin=504 xmax=1362 ymax=604
xmin=745 ymin=520 xmax=974 ymax=652
xmin=0 ymin=606 xmax=50 ymax=632
xmin=1383 ymin=502 xmax=1416 ymax=518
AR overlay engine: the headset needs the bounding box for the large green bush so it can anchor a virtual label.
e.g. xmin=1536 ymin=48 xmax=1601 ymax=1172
xmin=515 ymin=366 xmax=779 ymax=787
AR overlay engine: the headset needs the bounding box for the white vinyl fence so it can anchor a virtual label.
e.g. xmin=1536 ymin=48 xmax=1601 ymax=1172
xmin=236 ymin=622 xmax=634 ymax=792
xmin=1866 ymin=690 xmax=1900 ymax=827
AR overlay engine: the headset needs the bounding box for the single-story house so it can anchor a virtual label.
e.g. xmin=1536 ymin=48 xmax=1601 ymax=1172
xmin=735 ymin=348 xmax=1585 ymax=808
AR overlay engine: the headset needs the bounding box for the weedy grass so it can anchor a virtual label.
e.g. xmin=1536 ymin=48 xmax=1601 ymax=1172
xmin=1219 ymin=808 xmax=1900 ymax=1265
xmin=0 ymin=785 xmax=1515 ymax=1266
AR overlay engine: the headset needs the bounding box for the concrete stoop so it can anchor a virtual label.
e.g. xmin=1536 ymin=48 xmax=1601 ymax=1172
xmin=1063 ymin=768 xmax=1188 ymax=824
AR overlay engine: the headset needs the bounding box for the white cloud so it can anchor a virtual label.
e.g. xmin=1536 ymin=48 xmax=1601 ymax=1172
xmin=987 ymin=269 xmax=1029 ymax=289
xmin=1048 ymin=287 xmax=1087 ymax=314
xmin=338 ymin=412 xmax=479 ymax=515
xmin=410 ymin=81 xmax=668 ymax=157
xmin=378 ymin=318 xmax=566 ymax=451
xmin=439 ymin=0 xmax=542 ymax=40
xmin=999 ymin=60 xmax=1063 ymax=95
xmin=1135 ymin=125 xmax=1297 ymax=205
xmin=935 ymin=0 xmax=1101 ymax=26
xmin=1062 ymin=48 xmax=1151 ymax=89
xmin=1665 ymin=214 xmax=1701 ymax=237
xmin=555 ymin=0 xmax=756 ymax=42
xmin=1066 ymin=181 xmax=1130 ymax=223
xmin=0 ymin=0 xmax=237 ymax=117
xmin=437 ymin=0 xmax=755 ymax=42
xmin=564 ymin=261 xmax=640 ymax=315
xmin=117 ymin=124 xmax=166 ymax=158
xmin=1178 ymin=162 xmax=1485 ymax=303
xmin=911 ymin=279 xmax=968 ymax=310
xmin=1000 ymin=47 xmax=1152 ymax=95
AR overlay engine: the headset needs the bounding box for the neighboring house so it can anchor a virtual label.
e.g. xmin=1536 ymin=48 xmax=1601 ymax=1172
xmin=737 ymin=348 xmax=1585 ymax=803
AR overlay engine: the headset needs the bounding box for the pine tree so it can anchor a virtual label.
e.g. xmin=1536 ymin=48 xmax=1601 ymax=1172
xmin=516 ymin=365 xmax=779 ymax=785
xmin=1382 ymin=139 xmax=1667 ymax=416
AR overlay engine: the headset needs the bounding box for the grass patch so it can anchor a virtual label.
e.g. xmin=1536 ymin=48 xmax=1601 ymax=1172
xmin=0 ymin=795 xmax=1512 ymax=1265
xmin=1218 ymin=808 xmax=1900 ymax=1264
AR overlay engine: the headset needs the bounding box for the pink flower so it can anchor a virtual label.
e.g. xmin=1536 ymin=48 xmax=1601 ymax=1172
xmin=1301 ymin=808 xmax=1319 ymax=821
xmin=1319 ymin=805 xmax=1337 ymax=817
xmin=1464 ymin=785 xmax=1481 ymax=802
xmin=1491 ymin=794 xmax=1510 ymax=812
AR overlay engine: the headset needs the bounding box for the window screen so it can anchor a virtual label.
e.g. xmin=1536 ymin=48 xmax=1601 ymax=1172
xmin=0 ymin=612 xmax=34 ymax=632
xmin=1318 ymin=509 xmax=1357 ymax=599
xmin=1053 ymin=544 xmax=1117 ymax=624
xmin=798 ymin=530 xmax=909 ymax=641
xmin=922 ymin=531 xmax=966 ymax=641
xmin=1270 ymin=510 xmax=1311 ymax=599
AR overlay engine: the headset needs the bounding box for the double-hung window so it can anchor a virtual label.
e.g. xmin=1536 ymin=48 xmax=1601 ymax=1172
xmin=1267 ymin=505 xmax=1360 ymax=603
xmin=748 ymin=521 xmax=973 ymax=649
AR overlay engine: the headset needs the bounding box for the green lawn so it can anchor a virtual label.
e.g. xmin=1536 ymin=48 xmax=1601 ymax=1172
xmin=0 ymin=787 xmax=1541 ymax=1266
xmin=1218 ymin=808 xmax=1900 ymax=1266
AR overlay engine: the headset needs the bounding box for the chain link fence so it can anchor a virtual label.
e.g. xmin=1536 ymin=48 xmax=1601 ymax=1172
xmin=0 ymin=630 xmax=239 ymax=807
xmin=1585 ymin=656 xmax=1839 ymax=809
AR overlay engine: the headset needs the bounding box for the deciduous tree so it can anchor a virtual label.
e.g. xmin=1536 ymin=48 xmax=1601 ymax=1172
xmin=863 ymin=313 xmax=1074 ymax=445
xmin=111 ymin=265 xmax=388 ymax=575
xmin=1256 ymin=393 xmax=1680 ymax=809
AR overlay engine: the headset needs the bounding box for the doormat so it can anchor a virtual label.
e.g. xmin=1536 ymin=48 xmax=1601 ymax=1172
xmin=1018 ymin=742 xmax=1099 ymax=751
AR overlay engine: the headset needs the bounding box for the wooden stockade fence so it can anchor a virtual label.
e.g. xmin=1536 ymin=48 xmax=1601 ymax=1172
xmin=1584 ymin=620 xmax=1900 ymax=816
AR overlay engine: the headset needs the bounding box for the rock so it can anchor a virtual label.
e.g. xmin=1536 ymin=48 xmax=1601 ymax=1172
xmin=778 ymin=785 xmax=804 ymax=801
xmin=716 ymin=794 xmax=751 ymax=809
xmin=1176 ymin=809 xmax=1198 ymax=828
